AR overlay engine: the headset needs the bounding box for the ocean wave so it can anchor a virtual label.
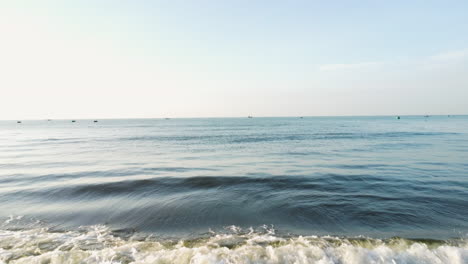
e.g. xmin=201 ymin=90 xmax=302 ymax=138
xmin=0 ymin=225 xmax=466 ymax=264
xmin=3 ymin=175 xmax=369 ymax=198
xmin=114 ymin=131 xmax=456 ymax=144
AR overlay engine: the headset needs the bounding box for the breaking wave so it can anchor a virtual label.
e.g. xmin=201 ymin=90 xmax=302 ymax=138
xmin=0 ymin=225 xmax=466 ymax=264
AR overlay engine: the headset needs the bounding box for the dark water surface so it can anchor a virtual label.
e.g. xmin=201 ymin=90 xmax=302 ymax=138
xmin=1 ymin=116 xmax=467 ymax=263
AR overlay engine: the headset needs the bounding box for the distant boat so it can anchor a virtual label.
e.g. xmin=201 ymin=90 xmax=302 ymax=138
xmin=47 ymin=119 xmax=51 ymax=121
xmin=299 ymin=117 xmax=304 ymax=119
xmin=94 ymin=120 xmax=98 ymax=123
xmin=424 ymin=115 xmax=430 ymax=118
xmin=165 ymin=118 xmax=170 ymax=120
xmin=72 ymin=120 xmax=76 ymax=123
xmin=396 ymin=116 xmax=400 ymax=120
xmin=17 ymin=121 xmax=21 ymax=124
xmin=248 ymin=116 xmax=253 ymax=118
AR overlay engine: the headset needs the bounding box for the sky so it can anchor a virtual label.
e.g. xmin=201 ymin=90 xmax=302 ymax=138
xmin=1 ymin=0 xmax=467 ymax=119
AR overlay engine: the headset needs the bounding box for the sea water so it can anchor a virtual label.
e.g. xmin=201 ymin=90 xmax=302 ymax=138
xmin=0 ymin=116 xmax=467 ymax=263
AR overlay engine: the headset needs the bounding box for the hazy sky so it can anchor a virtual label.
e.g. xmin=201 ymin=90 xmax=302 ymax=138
xmin=1 ymin=1 xmax=467 ymax=119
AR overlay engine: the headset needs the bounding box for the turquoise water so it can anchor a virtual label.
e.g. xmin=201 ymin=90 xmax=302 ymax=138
xmin=0 ymin=116 xmax=467 ymax=263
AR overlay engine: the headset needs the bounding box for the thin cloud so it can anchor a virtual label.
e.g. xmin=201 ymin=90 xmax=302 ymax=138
xmin=319 ymin=62 xmax=382 ymax=71
xmin=430 ymin=49 xmax=468 ymax=61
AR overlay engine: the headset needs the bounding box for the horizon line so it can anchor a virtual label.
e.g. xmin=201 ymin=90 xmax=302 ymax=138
xmin=2 ymin=114 xmax=466 ymax=121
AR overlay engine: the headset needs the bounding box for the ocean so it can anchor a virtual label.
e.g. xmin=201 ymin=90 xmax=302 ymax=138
xmin=0 ymin=116 xmax=467 ymax=263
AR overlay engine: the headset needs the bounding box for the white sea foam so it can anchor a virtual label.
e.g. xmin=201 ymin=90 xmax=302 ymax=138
xmin=0 ymin=226 xmax=467 ymax=264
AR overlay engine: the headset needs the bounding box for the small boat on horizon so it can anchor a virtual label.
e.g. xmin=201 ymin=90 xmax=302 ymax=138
xmin=248 ymin=116 xmax=253 ymax=118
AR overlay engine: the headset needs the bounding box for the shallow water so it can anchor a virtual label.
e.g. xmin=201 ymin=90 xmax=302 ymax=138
xmin=0 ymin=116 xmax=467 ymax=263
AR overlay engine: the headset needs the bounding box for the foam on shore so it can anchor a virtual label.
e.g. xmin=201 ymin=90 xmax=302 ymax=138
xmin=0 ymin=225 xmax=466 ymax=264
